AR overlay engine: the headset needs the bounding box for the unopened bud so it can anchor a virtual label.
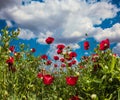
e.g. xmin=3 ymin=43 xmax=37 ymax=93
xmin=75 ymin=72 xmax=80 ymax=76
xmin=5 ymin=42 xmax=9 ymax=47
xmin=4 ymin=91 xmax=8 ymax=96
xmin=108 ymin=78 xmax=113 ymax=83
xmin=91 ymin=94 xmax=97 ymax=99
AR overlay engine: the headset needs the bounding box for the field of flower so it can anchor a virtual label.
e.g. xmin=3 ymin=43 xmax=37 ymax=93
xmin=0 ymin=27 xmax=120 ymax=100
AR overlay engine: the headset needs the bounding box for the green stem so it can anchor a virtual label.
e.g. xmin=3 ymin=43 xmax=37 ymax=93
xmin=118 ymin=88 xmax=120 ymax=100
xmin=110 ymin=56 xmax=116 ymax=73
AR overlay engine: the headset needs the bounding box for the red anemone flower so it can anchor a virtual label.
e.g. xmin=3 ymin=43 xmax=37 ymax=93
xmin=41 ymin=55 xmax=48 ymax=60
xmin=66 ymin=57 xmax=72 ymax=61
xmin=6 ymin=57 xmax=14 ymax=65
xmin=45 ymin=37 xmax=54 ymax=44
xmin=53 ymin=56 xmax=59 ymax=60
xmin=9 ymin=46 xmax=15 ymax=52
xmin=57 ymin=49 xmax=63 ymax=54
xmin=60 ymin=58 xmax=65 ymax=62
xmin=66 ymin=76 xmax=78 ymax=86
xmin=30 ymin=48 xmax=36 ymax=53
xmin=37 ymin=72 xmax=43 ymax=79
xmin=54 ymin=64 xmax=58 ymax=68
xmin=71 ymin=60 xmax=77 ymax=65
xmin=69 ymin=96 xmax=80 ymax=100
xmin=61 ymin=63 xmax=66 ymax=68
xmin=84 ymin=41 xmax=89 ymax=50
xmin=99 ymin=38 xmax=110 ymax=50
xmin=43 ymin=74 xmax=54 ymax=85
xmin=68 ymin=62 xmax=73 ymax=67
xmin=69 ymin=52 xmax=77 ymax=58
xmin=57 ymin=44 xmax=65 ymax=50
xmin=46 ymin=60 xmax=52 ymax=65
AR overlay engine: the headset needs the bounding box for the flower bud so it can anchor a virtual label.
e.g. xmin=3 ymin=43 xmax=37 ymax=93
xmin=13 ymin=84 xmax=16 ymax=88
xmin=91 ymin=94 xmax=97 ymax=100
xmin=108 ymin=78 xmax=113 ymax=83
xmin=104 ymin=65 xmax=108 ymax=69
xmin=102 ymin=75 xmax=106 ymax=80
xmin=86 ymin=80 xmax=90 ymax=83
xmin=22 ymin=95 xmax=26 ymax=99
xmin=75 ymin=72 xmax=80 ymax=76
xmin=5 ymin=31 xmax=9 ymax=35
xmin=4 ymin=91 xmax=8 ymax=96
xmin=5 ymin=42 xmax=9 ymax=47
xmin=59 ymin=98 xmax=62 ymax=100
xmin=29 ymin=84 xmax=34 ymax=88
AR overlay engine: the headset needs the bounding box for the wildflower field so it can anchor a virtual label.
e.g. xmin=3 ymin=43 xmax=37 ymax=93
xmin=0 ymin=27 xmax=120 ymax=100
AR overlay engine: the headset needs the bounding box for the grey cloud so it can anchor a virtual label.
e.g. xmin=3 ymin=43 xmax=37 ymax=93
xmin=0 ymin=0 xmax=21 ymax=10
xmin=0 ymin=0 xmax=119 ymax=45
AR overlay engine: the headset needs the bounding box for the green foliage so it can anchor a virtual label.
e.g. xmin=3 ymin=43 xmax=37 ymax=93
xmin=0 ymin=27 xmax=120 ymax=100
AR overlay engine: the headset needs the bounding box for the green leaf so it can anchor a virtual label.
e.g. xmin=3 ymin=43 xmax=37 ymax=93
xmin=118 ymin=88 xmax=120 ymax=100
xmin=110 ymin=56 xmax=116 ymax=72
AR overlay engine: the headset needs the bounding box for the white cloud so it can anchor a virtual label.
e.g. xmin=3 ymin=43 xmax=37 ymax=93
xmin=18 ymin=28 xmax=36 ymax=40
xmin=94 ymin=23 xmax=120 ymax=42
xmin=84 ymin=52 xmax=89 ymax=55
xmin=68 ymin=43 xmax=80 ymax=50
xmin=112 ymin=43 xmax=120 ymax=56
xmin=6 ymin=20 xmax=13 ymax=27
xmin=0 ymin=0 xmax=119 ymax=46
xmin=0 ymin=0 xmax=68 ymax=34
xmin=36 ymin=31 xmax=53 ymax=44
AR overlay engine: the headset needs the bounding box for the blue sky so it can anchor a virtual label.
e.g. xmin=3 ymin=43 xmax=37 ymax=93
xmin=0 ymin=0 xmax=120 ymax=60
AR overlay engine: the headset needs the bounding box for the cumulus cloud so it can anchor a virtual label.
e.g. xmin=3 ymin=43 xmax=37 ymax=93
xmin=0 ymin=0 xmax=21 ymax=10
xmin=36 ymin=31 xmax=53 ymax=44
xmin=112 ymin=43 xmax=120 ymax=56
xmin=18 ymin=28 xmax=36 ymax=40
xmin=84 ymin=52 xmax=89 ymax=55
xmin=94 ymin=23 xmax=120 ymax=42
xmin=47 ymin=44 xmax=57 ymax=59
xmin=0 ymin=0 xmax=68 ymax=33
xmin=0 ymin=0 xmax=119 ymax=44
xmin=6 ymin=20 xmax=13 ymax=27
xmin=68 ymin=43 xmax=80 ymax=50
